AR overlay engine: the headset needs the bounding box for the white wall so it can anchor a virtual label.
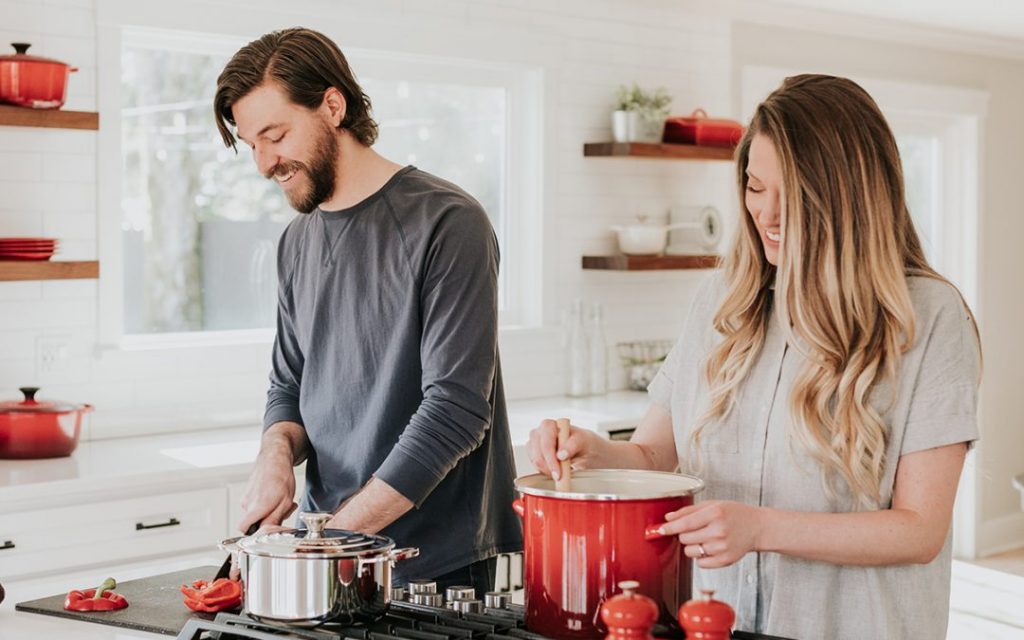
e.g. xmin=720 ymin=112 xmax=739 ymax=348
xmin=0 ymin=0 xmax=735 ymax=437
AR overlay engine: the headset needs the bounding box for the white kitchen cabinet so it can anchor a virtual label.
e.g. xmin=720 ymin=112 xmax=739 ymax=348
xmin=0 ymin=487 xmax=227 ymax=581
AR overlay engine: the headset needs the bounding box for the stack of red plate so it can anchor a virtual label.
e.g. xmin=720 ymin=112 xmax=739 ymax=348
xmin=0 ymin=237 xmax=59 ymax=261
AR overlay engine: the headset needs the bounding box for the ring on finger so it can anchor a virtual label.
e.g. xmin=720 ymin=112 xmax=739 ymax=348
xmin=697 ymin=543 xmax=708 ymax=559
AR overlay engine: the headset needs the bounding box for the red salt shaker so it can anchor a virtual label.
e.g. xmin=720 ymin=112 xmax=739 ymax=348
xmin=600 ymin=580 xmax=659 ymax=640
xmin=678 ymin=589 xmax=735 ymax=640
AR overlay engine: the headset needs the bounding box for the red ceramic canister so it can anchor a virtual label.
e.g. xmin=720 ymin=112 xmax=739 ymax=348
xmin=513 ymin=469 xmax=703 ymax=639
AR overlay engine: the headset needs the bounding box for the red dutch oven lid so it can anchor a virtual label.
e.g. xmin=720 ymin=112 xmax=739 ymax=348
xmin=0 ymin=43 xmax=75 ymax=69
xmin=0 ymin=387 xmax=87 ymax=415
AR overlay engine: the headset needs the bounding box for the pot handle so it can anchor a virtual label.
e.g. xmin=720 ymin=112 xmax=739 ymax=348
xmin=389 ymin=547 xmax=420 ymax=563
xmin=512 ymin=498 xmax=525 ymax=518
xmin=643 ymin=525 xmax=665 ymax=541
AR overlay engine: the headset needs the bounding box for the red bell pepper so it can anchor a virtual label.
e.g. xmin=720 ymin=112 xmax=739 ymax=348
xmin=64 ymin=577 xmax=129 ymax=612
xmin=180 ymin=578 xmax=242 ymax=613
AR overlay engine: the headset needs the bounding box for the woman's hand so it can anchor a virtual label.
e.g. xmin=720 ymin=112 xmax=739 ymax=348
xmin=658 ymin=500 xmax=764 ymax=568
xmin=526 ymin=419 xmax=609 ymax=480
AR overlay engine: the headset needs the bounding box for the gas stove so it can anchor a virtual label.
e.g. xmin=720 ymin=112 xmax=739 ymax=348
xmin=175 ymin=597 xmax=555 ymax=640
xmin=173 ymin=584 xmax=789 ymax=640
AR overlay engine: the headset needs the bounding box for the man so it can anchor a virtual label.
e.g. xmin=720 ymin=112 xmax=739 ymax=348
xmin=214 ymin=27 xmax=522 ymax=593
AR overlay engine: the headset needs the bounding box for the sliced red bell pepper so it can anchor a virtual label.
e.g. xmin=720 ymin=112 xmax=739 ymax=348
xmin=64 ymin=577 xmax=129 ymax=612
xmin=180 ymin=577 xmax=242 ymax=612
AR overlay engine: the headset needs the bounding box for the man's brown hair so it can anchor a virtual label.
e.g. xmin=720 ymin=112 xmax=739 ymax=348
xmin=214 ymin=27 xmax=378 ymax=150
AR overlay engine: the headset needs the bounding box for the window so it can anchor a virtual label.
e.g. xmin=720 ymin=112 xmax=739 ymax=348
xmin=116 ymin=29 xmax=541 ymax=339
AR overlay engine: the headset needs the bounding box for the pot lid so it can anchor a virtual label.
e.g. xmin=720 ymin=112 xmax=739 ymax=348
xmin=0 ymin=387 xmax=85 ymax=415
xmin=236 ymin=512 xmax=396 ymax=559
xmin=515 ymin=469 xmax=704 ymax=501
xmin=0 ymin=43 xmax=71 ymax=66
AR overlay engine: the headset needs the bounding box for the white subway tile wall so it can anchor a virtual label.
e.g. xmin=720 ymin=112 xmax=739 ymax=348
xmin=0 ymin=0 xmax=736 ymax=437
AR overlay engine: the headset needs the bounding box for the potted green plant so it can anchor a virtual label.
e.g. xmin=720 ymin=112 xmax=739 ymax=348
xmin=612 ymin=83 xmax=672 ymax=143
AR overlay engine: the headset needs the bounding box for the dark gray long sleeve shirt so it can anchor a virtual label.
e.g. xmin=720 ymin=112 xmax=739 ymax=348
xmin=264 ymin=166 xmax=522 ymax=579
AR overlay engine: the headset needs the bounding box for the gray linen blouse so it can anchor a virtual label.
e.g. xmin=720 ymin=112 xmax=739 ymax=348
xmin=648 ymin=271 xmax=980 ymax=639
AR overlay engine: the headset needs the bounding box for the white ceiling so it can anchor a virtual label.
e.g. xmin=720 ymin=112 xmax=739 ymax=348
xmin=768 ymin=0 xmax=1024 ymax=42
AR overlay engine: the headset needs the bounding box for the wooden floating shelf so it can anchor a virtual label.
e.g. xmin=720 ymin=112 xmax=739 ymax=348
xmin=583 ymin=141 xmax=735 ymax=161
xmin=583 ymin=255 xmax=719 ymax=271
xmin=0 ymin=260 xmax=99 ymax=281
xmin=0 ymin=105 xmax=99 ymax=130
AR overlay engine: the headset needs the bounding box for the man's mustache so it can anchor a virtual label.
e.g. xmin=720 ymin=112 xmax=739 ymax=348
xmin=264 ymin=161 xmax=306 ymax=180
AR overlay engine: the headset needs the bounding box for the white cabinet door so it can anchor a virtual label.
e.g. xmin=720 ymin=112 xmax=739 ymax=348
xmin=0 ymin=487 xmax=227 ymax=580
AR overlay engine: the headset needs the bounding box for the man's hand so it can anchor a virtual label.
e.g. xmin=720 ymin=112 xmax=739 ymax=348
xmin=238 ymin=421 xmax=307 ymax=533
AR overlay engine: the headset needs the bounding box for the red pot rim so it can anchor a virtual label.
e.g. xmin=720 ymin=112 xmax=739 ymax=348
xmin=514 ymin=469 xmax=703 ymax=501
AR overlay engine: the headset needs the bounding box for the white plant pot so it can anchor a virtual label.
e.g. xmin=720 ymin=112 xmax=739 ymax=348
xmin=612 ymin=110 xmax=665 ymax=143
xmin=612 ymin=110 xmax=630 ymax=142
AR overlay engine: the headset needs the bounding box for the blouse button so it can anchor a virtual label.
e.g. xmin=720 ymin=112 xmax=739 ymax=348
xmin=745 ymin=574 xmax=755 ymax=585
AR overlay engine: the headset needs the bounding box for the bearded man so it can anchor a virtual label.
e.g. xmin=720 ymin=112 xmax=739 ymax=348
xmin=214 ymin=27 xmax=521 ymax=594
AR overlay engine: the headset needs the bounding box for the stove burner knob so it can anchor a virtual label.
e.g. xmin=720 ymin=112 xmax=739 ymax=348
xmin=452 ymin=598 xmax=484 ymax=614
xmin=445 ymin=585 xmax=476 ymax=602
xmin=408 ymin=579 xmax=438 ymax=595
xmin=390 ymin=586 xmax=407 ymax=601
xmin=411 ymin=593 xmax=444 ymax=607
xmin=484 ymin=592 xmax=509 ymax=610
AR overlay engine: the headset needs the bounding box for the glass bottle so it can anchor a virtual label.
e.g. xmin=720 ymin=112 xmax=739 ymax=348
xmin=567 ymin=299 xmax=590 ymax=397
xmin=589 ymin=302 xmax=608 ymax=396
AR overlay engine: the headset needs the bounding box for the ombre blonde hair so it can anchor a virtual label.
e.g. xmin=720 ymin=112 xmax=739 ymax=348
xmin=691 ymin=74 xmax=974 ymax=508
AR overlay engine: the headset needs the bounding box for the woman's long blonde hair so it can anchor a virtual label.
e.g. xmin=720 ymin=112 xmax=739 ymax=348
xmin=692 ymin=74 xmax=965 ymax=508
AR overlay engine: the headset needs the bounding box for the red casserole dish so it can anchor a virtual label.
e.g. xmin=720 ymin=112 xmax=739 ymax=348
xmin=0 ymin=43 xmax=78 ymax=109
xmin=0 ymin=387 xmax=92 ymax=458
xmin=663 ymin=109 xmax=744 ymax=148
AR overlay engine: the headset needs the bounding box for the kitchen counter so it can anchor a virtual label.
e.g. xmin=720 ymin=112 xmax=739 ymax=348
xmin=0 ymin=391 xmax=650 ymax=640
xmin=0 ymin=390 xmax=650 ymax=503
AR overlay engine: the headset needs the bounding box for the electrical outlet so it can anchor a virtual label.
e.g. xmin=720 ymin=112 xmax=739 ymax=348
xmin=36 ymin=335 xmax=72 ymax=375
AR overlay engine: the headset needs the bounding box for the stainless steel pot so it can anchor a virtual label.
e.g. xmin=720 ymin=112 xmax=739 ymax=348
xmin=220 ymin=512 xmax=418 ymax=626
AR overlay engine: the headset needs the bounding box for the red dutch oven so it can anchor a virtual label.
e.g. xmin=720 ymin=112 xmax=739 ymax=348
xmin=513 ymin=469 xmax=703 ymax=639
xmin=0 ymin=387 xmax=92 ymax=459
xmin=0 ymin=43 xmax=78 ymax=109
xmin=663 ymin=109 xmax=745 ymax=148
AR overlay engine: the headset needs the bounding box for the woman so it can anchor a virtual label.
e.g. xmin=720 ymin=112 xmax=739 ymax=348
xmin=528 ymin=74 xmax=980 ymax=639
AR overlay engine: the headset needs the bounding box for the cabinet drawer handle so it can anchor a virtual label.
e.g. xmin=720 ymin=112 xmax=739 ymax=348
xmin=0 ymin=540 xmax=14 ymax=551
xmin=135 ymin=517 xmax=181 ymax=531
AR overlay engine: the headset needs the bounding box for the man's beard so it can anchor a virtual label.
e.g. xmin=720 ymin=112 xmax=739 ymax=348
xmin=267 ymin=122 xmax=338 ymax=214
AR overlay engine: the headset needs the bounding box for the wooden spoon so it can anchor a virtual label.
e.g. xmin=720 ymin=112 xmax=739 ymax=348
xmin=555 ymin=417 xmax=572 ymax=493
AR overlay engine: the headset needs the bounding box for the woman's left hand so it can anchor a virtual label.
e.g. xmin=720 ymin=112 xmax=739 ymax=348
xmin=658 ymin=500 xmax=764 ymax=568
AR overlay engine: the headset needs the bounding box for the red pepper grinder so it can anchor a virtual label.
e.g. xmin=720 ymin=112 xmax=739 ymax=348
xmin=678 ymin=589 xmax=735 ymax=640
xmin=600 ymin=580 xmax=659 ymax=640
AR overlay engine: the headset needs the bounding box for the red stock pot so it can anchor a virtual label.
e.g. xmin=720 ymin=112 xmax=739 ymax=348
xmin=513 ymin=469 xmax=703 ymax=639
xmin=0 ymin=387 xmax=92 ymax=459
xmin=0 ymin=43 xmax=78 ymax=109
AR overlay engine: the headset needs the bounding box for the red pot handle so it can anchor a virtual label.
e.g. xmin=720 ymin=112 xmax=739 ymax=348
xmin=643 ymin=524 xmax=665 ymax=541
xmin=512 ymin=498 xmax=525 ymax=518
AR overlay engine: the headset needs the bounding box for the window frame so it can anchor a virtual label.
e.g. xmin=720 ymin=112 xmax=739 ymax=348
xmin=97 ymin=18 xmax=543 ymax=351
